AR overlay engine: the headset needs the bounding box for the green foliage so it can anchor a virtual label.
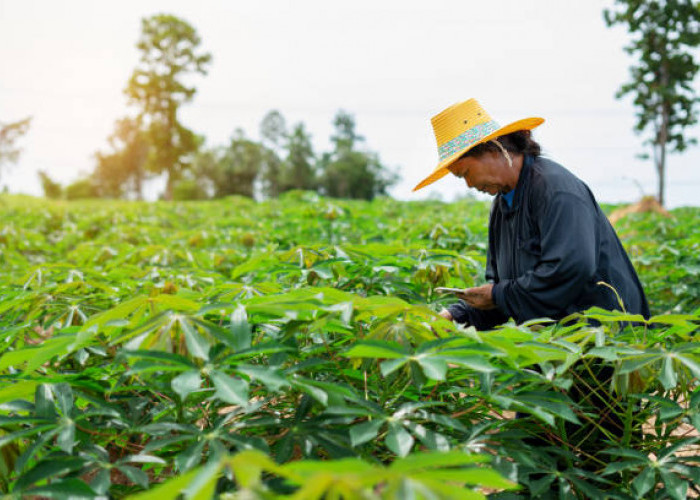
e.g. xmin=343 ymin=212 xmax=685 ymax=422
xmin=64 ymin=178 xmax=97 ymax=200
xmin=125 ymin=13 xmax=212 ymax=200
xmin=172 ymin=178 xmax=209 ymax=201
xmin=93 ymin=117 xmax=149 ymax=199
xmin=0 ymin=195 xmax=698 ymax=498
xmin=320 ymin=111 xmax=397 ymax=200
xmin=37 ymin=170 xmax=63 ymax=200
xmin=604 ymin=0 xmax=700 ymax=206
xmin=280 ymin=123 xmax=317 ymax=193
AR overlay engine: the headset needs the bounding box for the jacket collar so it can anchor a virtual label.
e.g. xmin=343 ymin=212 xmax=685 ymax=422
xmin=498 ymin=154 xmax=533 ymax=214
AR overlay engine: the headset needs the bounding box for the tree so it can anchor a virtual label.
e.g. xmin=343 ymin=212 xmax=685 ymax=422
xmin=259 ymin=111 xmax=287 ymax=198
xmin=65 ymin=178 xmax=97 ymax=200
xmin=125 ymin=14 xmax=211 ymax=200
xmin=93 ymin=117 xmax=149 ymax=199
xmin=280 ymin=123 xmax=317 ymax=192
xmin=604 ymin=0 xmax=700 ymax=206
xmin=0 ymin=117 xmax=31 ymax=180
xmin=196 ymin=130 xmax=266 ymax=199
xmin=330 ymin=110 xmax=363 ymax=153
xmin=319 ymin=111 xmax=397 ymax=200
xmin=37 ymin=170 xmax=63 ymax=199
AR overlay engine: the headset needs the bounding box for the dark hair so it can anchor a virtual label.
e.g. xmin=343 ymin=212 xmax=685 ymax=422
xmin=463 ymin=130 xmax=541 ymax=158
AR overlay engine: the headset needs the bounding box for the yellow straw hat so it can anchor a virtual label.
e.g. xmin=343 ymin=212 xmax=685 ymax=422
xmin=413 ymin=99 xmax=544 ymax=191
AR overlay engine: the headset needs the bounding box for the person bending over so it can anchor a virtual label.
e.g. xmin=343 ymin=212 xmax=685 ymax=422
xmin=413 ymin=99 xmax=649 ymax=329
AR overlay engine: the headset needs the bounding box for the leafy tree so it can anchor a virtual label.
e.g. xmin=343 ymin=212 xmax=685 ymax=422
xmin=260 ymin=110 xmax=287 ymax=150
xmin=604 ymin=0 xmax=700 ymax=206
xmin=259 ymin=110 xmax=287 ymax=197
xmin=331 ymin=110 xmax=363 ymax=153
xmin=320 ymin=111 xmax=397 ymax=200
xmin=65 ymin=178 xmax=97 ymax=200
xmin=93 ymin=117 xmax=149 ymax=199
xmin=197 ymin=130 xmax=267 ymax=199
xmin=172 ymin=178 xmax=208 ymax=200
xmin=37 ymin=170 xmax=63 ymax=199
xmin=0 ymin=117 xmax=31 ymax=180
xmin=125 ymin=14 xmax=212 ymax=200
xmin=280 ymin=123 xmax=317 ymax=192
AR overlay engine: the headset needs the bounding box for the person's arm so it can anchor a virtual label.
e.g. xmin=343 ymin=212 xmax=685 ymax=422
xmin=491 ymin=192 xmax=597 ymax=320
xmin=446 ymin=298 xmax=507 ymax=330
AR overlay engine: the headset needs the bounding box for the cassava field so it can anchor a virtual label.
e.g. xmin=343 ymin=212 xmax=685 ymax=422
xmin=0 ymin=192 xmax=699 ymax=499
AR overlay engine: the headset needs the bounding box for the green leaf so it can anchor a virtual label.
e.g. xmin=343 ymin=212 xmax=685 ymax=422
xmin=53 ymin=383 xmax=73 ymax=416
xmin=175 ymin=440 xmax=206 ymax=472
xmin=659 ymin=356 xmax=678 ymax=390
xmin=386 ymin=422 xmax=414 ymax=457
xmin=416 ymin=355 xmax=447 ymax=380
xmin=389 ymin=451 xmax=488 ymax=473
xmin=659 ymin=469 xmax=687 ymax=500
xmin=24 ymin=478 xmax=97 ymax=499
xmin=292 ymin=379 xmax=328 ymax=406
xmin=235 ymin=364 xmax=289 ymax=391
xmin=118 ymin=465 xmax=149 ymax=489
xmin=90 ymin=469 xmax=111 ymax=495
xmin=344 ymin=341 xmax=407 ymax=359
xmin=230 ymin=304 xmax=252 ymax=351
xmin=349 ymin=419 xmax=385 ymax=447
xmin=227 ymin=449 xmax=281 ymax=488
xmin=171 ymin=370 xmax=202 ymax=401
xmin=126 ymin=466 xmax=201 ymax=500
xmin=632 ymin=466 xmax=656 ymax=498
xmin=380 ymin=358 xmax=408 ymax=376
xmin=56 ymin=420 xmax=76 ymax=453
xmin=438 ymin=354 xmax=496 ymax=372
xmin=180 ymin=317 xmax=210 ymax=361
xmin=210 ymin=370 xmax=249 ymax=406
xmin=404 ymin=422 xmax=449 ymax=451
xmin=14 ymin=457 xmax=86 ymax=491
xmin=0 ymin=380 xmax=38 ymax=405
xmin=34 ymin=384 xmax=55 ymax=419
xmin=182 ymin=459 xmax=222 ymax=500
xmin=676 ymin=353 xmax=700 ymax=379
xmin=412 ymin=468 xmax=514 ymax=488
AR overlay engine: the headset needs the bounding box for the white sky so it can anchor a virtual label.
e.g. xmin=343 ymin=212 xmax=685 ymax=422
xmin=1 ymin=0 xmax=698 ymax=207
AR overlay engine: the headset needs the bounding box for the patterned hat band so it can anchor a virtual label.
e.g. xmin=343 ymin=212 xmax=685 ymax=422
xmin=437 ymin=120 xmax=500 ymax=161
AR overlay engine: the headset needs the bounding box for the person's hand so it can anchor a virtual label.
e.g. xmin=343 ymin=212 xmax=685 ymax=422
xmin=438 ymin=309 xmax=453 ymax=320
xmin=457 ymin=284 xmax=496 ymax=310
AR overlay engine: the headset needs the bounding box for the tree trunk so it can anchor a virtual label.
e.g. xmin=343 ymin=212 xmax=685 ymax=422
xmin=657 ymin=61 xmax=670 ymax=207
xmin=165 ymin=173 xmax=174 ymax=201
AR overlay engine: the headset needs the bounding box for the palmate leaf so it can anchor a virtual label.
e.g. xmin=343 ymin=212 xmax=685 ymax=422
xmin=349 ymin=419 xmax=385 ymax=447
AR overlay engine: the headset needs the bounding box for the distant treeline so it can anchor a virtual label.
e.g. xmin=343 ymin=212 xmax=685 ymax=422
xmin=39 ymin=108 xmax=399 ymax=202
xmin=36 ymin=14 xmax=398 ymax=202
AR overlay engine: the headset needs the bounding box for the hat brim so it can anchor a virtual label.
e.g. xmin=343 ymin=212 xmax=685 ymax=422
xmin=413 ymin=117 xmax=545 ymax=192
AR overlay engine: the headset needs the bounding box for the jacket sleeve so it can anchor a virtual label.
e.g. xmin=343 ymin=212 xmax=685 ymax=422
xmin=491 ymin=192 xmax=598 ymax=320
xmin=447 ymin=206 xmax=509 ymax=331
xmin=447 ymin=300 xmax=508 ymax=330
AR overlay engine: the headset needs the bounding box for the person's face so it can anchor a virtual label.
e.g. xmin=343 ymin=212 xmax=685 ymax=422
xmin=449 ymin=152 xmax=515 ymax=195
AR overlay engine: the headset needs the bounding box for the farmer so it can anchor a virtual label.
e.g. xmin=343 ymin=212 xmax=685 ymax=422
xmin=414 ymin=99 xmax=650 ymax=329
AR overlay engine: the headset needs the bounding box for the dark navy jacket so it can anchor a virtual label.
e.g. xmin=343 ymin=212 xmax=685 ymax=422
xmin=448 ymin=155 xmax=650 ymax=330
